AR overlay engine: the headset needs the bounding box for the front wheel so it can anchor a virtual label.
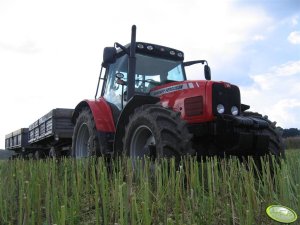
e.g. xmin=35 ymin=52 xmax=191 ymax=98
xmin=71 ymin=108 xmax=101 ymax=158
xmin=123 ymin=105 xmax=194 ymax=161
xmin=242 ymin=111 xmax=285 ymax=157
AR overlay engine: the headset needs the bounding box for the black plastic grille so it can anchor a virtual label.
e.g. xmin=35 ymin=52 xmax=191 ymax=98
xmin=212 ymin=83 xmax=241 ymax=115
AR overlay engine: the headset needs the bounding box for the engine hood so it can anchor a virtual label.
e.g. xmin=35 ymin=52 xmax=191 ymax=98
xmin=149 ymin=80 xmax=240 ymax=124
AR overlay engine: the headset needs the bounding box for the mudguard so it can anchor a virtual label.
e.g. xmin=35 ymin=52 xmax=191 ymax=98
xmin=72 ymin=98 xmax=116 ymax=133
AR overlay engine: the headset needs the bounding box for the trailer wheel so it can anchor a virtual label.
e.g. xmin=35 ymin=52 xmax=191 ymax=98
xmin=34 ymin=151 xmax=40 ymax=160
xmin=49 ymin=147 xmax=61 ymax=158
xmin=123 ymin=104 xmax=194 ymax=161
xmin=71 ymin=108 xmax=100 ymax=158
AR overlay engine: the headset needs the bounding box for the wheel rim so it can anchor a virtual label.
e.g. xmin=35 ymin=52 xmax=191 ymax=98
xmin=34 ymin=151 xmax=40 ymax=160
xmin=75 ymin=123 xmax=90 ymax=158
xmin=130 ymin=125 xmax=156 ymax=159
xmin=49 ymin=147 xmax=56 ymax=158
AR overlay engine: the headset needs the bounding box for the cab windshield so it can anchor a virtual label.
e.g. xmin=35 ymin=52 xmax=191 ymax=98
xmin=104 ymin=54 xmax=185 ymax=109
xmin=136 ymin=53 xmax=185 ymax=80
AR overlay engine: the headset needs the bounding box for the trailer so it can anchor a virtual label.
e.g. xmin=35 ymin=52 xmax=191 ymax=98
xmin=5 ymin=108 xmax=74 ymax=158
xmin=5 ymin=128 xmax=29 ymax=157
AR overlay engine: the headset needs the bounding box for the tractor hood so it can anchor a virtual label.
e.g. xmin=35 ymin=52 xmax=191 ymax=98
xmin=149 ymin=80 xmax=241 ymax=123
xmin=150 ymin=80 xmax=213 ymax=98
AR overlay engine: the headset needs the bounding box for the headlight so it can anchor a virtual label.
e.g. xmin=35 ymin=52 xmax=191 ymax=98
xmin=217 ymin=104 xmax=225 ymax=114
xmin=231 ymin=106 xmax=239 ymax=116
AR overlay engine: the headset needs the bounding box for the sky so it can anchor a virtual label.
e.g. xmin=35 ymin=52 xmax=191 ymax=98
xmin=0 ymin=0 xmax=299 ymax=149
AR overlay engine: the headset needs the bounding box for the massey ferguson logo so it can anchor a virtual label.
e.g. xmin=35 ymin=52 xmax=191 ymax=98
xmin=150 ymin=83 xmax=189 ymax=96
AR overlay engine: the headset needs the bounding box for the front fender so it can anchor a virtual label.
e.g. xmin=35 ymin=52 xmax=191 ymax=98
xmin=73 ymin=98 xmax=115 ymax=133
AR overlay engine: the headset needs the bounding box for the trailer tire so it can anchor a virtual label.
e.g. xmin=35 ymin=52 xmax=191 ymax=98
xmin=34 ymin=151 xmax=40 ymax=160
xmin=71 ymin=108 xmax=101 ymax=158
xmin=123 ymin=104 xmax=194 ymax=161
xmin=49 ymin=147 xmax=61 ymax=158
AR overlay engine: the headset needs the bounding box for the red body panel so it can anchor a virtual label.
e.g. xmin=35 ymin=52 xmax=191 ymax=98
xmin=83 ymin=81 xmax=233 ymax=132
xmin=150 ymin=80 xmax=230 ymax=124
xmin=84 ymin=98 xmax=116 ymax=132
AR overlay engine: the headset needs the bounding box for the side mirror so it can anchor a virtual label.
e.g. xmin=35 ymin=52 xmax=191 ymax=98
xmin=204 ymin=65 xmax=211 ymax=80
xmin=103 ymin=47 xmax=117 ymax=67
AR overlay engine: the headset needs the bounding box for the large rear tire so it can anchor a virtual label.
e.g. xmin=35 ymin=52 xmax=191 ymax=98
xmin=71 ymin=108 xmax=101 ymax=158
xmin=123 ymin=105 xmax=194 ymax=160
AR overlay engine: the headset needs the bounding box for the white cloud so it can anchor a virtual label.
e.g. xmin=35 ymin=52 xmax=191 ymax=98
xmin=241 ymin=60 xmax=300 ymax=128
xmin=0 ymin=40 xmax=40 ymax=54
xmin=271 ymin=99 xmax=300 ymax=127
xmin=288 ymin=31 xmax=300 ymax=44
xmin=291 ymin=15 xmax=299 ymax=26
xmin=248 ymin=61 xmax=300 ymax=91
xmin=252 ymin=35 xmax=266 ymax=41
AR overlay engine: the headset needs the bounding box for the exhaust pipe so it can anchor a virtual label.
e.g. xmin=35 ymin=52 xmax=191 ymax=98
xmin=127 ymin=25 xmax=137 ymax=101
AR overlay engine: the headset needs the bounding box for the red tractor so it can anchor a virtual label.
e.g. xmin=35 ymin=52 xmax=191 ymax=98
xmin=71 ymin=25 xmax=284 ymax=159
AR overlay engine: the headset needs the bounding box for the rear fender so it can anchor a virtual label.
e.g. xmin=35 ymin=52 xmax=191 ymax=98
xmin=72 ymin=98 xmax=115 ymax=132
xmin=113 ymin=95 xmax=160 ymax=153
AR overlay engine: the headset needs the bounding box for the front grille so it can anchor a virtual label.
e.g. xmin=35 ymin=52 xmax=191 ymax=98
xmin=184 ymin=96 xmax=203 ymax=116
xmin=212 ymin=83 xmax=241 ymax=115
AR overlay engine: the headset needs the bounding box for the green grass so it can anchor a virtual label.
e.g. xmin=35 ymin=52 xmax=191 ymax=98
xmin=0 ymin=151 xmax=299 ymax=225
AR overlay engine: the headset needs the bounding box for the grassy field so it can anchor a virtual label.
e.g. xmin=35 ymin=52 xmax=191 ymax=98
xmin=0 ymin=151 xmax=299 ymax=225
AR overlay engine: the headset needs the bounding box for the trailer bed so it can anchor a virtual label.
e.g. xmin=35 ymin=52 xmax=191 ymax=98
xmin=5 ymin=128 xmax=29 ymax=150
xmin=28 ymin=108 xmax=74 ymax=144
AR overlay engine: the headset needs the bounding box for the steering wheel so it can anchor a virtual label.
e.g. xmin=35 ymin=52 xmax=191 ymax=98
xmin=144 ymin=79 xmax=160 ymax=92
xmin=144 ymin=79 xmax=159 ymax=85
xmin=135 ymin=79 xmax=159 ymax=93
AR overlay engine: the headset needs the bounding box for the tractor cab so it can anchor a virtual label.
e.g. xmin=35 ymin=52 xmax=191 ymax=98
xmin=101 ymin=42 xmax=187 ymax=109
xmin=95 ymin=25 xmax=211 ymax=113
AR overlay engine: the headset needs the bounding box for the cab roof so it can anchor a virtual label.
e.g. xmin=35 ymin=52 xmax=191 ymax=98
xmin=116 ymin=42 xmax=184 ymax=61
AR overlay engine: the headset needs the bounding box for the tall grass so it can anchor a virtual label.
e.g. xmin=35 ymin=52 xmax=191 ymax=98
xmin=0 ymin=152 xmax=299 ymax=225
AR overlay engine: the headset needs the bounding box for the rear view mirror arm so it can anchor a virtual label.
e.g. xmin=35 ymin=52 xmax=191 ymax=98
xmin=183 ymin=60 xmax=207 ymax=67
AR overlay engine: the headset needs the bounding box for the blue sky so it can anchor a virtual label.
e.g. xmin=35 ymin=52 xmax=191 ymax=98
xmin=0 ymin=0 xmax=299 ymax=148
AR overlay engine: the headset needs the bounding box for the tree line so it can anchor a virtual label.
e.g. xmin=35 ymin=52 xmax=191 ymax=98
xmin=278 ymin=128 xmax=300 ymax=138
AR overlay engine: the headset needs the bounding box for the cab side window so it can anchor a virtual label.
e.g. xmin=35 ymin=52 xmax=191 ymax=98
xmin=103 ymin=55 xmax=128 ymax=109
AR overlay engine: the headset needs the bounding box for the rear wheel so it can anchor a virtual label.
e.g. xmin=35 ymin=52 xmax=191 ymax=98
xmin=123 ymin=105 xmax=194 ymax=161
xmin=71 ymin=108 xmax=100 ymax=158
